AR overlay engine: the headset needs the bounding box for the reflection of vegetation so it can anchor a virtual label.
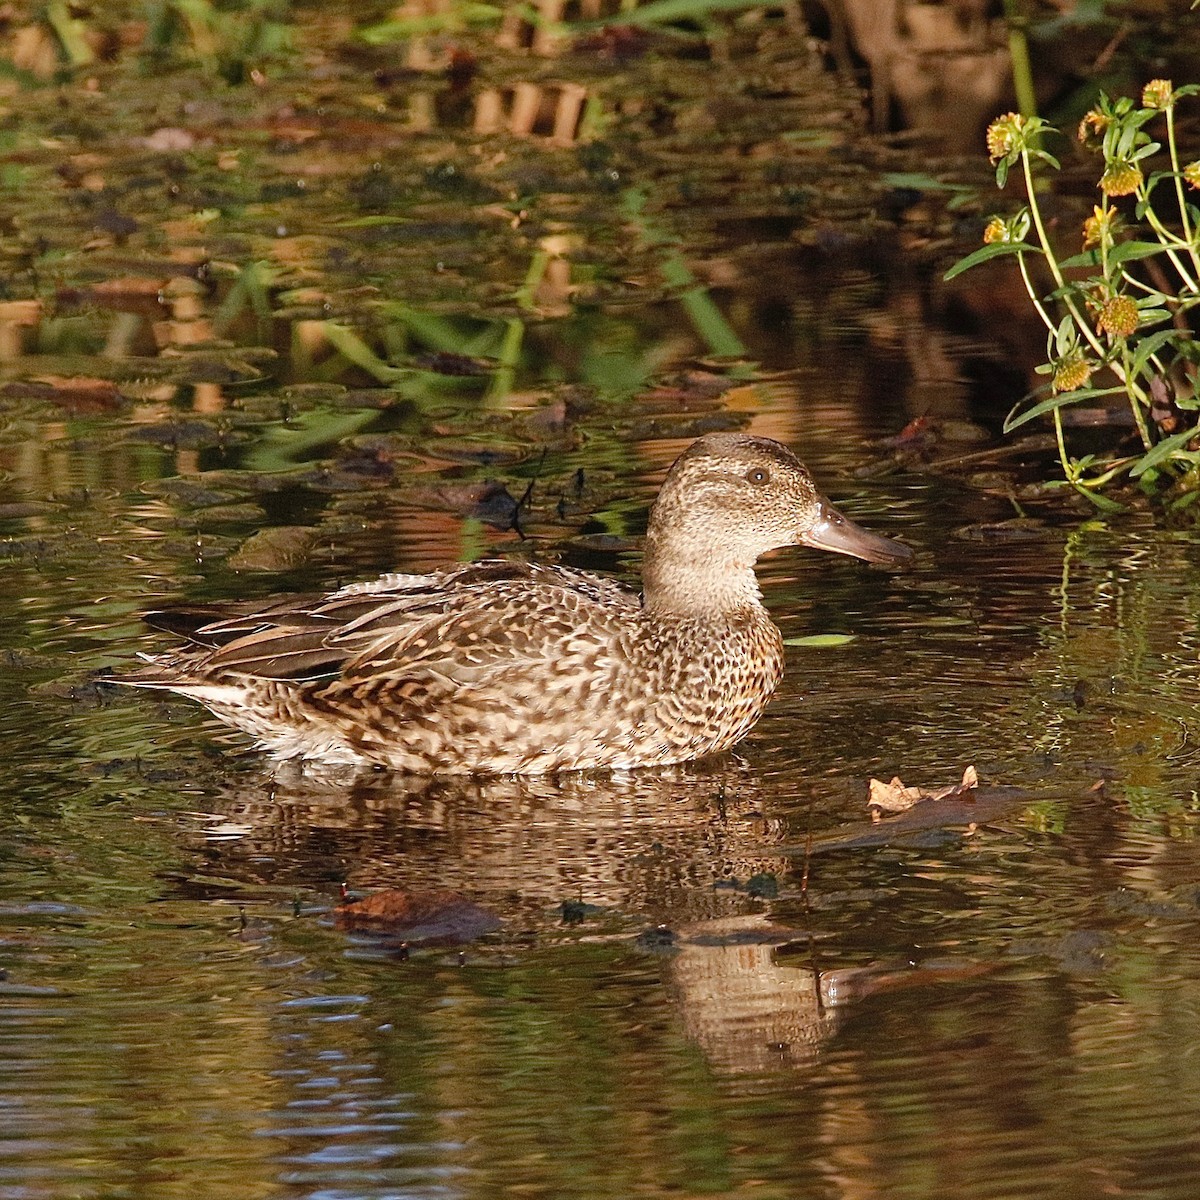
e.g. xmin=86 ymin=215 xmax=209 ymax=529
xmin=564 ymin=0 xmax=771 ymax=32
xmin=1026 ymin=521 xmax=1200 ymax=816
xmin=621 ymin=190 xmax=748 ymax=363
xmin=357 ymin=2 xmax=504 ymax=44
xmin=213 ymin=260 xmax=276 ymax=342
xmin=9 ymin=0 xmax=293 ymax=82
xmin=145 ymin=0 xmax=293 ymax=82
xmin=949 ymin=87 xmax=1200 ymax=511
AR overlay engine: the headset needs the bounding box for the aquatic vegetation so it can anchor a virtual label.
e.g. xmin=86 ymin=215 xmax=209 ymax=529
xmin=949 ymin=85 xmax=1200 ymax=511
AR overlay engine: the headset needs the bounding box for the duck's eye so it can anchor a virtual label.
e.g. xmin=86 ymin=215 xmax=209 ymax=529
xmin=746 ymin=467 xmax=770 ymax=485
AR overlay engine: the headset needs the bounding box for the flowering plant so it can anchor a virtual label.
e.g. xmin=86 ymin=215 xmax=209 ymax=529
xmin=947 ymin=84 xmax=1200 ymax=509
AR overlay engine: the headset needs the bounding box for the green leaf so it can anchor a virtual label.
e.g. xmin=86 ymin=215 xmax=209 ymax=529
xmin=1004 ymin=386 xmax=1127 ymax=433
xmin=320 ymin=323 xmax=403 ymax=383
xmin=943 ymin=241 xmax=1033 ymax=280
xmin=1058 ymin=250 xmax=1102 ymax=270
xmin=1075 ymin=487 xmax=1127 ymax=514
xmin=358 ymin=3 xmax=502 ymax=41
xmin=782 ymin=633 xmax=857 ymax=648
xmin=1054 ymin=314 xmax=1076 ymax=356
xmin=1131 ymin=328 xmax=1183 ymax=376
xmin=1108 ymin=240 xmax=1166 ymax=265
xmin=1130 ymin=424 xmax=1200 ymax=477
xmin=1132 ymin=307 xmax=1172 ymax=327
xmin=566 ymin=0 xmax=771 ymax=29
xmin=333 ymin=216 xmax=413 ymax=228
xmin=1168 ymin=489 xmax=1200 ymax=512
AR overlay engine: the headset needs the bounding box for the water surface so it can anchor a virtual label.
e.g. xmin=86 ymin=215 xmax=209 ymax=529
xmin=3 ymin=14 xmax=1200 ymax=1200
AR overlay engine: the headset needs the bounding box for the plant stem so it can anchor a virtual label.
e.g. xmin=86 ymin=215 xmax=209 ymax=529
xmin=1140 ymin=198 xmax=1200 ymax=293
xmin=1020 ymin=152 xmax=1155 ymax=424
xmin=1052 ymin=406 xmax=1075 ymax=481
xmin=1017 ymin=253 xmax=1057 ymax=332
xmin=1020 ymin=151 xmax=1106 ymax=357
xmin=1121 ymin=344 xmax=1154 ymax=450
xmin=1003 ymin=0 xmax=1038 ymax=117
xmin=1166 ymin=105 xmax=1200 ymax=278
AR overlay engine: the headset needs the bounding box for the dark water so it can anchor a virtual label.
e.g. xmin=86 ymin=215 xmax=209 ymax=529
xmin=3 ymin=15 xmax=1200 ymax=1200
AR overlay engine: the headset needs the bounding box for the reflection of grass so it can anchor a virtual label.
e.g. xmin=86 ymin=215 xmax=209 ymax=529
xmin=1024 ymin=523 xmax=1200 ymax=813
xmin=237 ymin=406 xmax=379 ymax=472
xmin=213 ymin=261 xmax=276 ymax=342
xmin=621 ymin=189 xmax=751 ymax=364
xmin=357 ymin=2 xmax=504 ymax=43
xmin=145 ymin=0 xmax=293 ymax=83
xmin=562 ymin=0 xmax=771 ymax=33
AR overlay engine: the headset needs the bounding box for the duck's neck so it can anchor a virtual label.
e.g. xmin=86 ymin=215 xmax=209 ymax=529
xmin=640 ymin=535 xmax=765 ymax=618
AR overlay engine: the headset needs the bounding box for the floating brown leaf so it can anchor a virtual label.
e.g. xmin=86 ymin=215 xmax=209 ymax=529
xmin=11 ymin=375 xmax=123 ymax=412
xmin=333 ymin=888 xmax=501 ymax=944
xmin=868 ymin=765 xmax=979 ymax=817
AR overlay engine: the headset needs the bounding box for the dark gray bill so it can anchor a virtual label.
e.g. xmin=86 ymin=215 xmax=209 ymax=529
xmin=800 ymin=498 xmax=913 ymax=565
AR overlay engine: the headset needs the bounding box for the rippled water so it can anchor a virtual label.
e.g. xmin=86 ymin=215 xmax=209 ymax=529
xmin=3 ymin=14 xmax=1200 ymax=1199
xmin=7 ymin=404 xmax=1200 ymax=1199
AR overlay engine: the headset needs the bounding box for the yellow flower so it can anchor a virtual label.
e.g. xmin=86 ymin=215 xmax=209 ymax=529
xmin=1100 ymin=160 xmax=1143 ymax=197
xmin=1098 ymin=295 xmax=1138 ymax=339
xmin=986 ymin=112 xmax=1025 ymax=163
xmin=1184 ymin=161 xmax=1200 ymax=189
xmin=1142 ymin=79 xmax=1173 ymax=110
xmin=983 ymin=216 xmax=1008 ymax=244
xmin=1053 ymin=354 xmax=1094 ymax=394
xmin=1082 ymin=205 xmax=1114 ymax=249
xmin=1078 ymin=109 xmax=1111 ymax=145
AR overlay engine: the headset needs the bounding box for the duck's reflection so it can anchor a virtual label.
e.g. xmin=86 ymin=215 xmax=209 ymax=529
xmin=190 ymin=757 xmax=861 ymax=1073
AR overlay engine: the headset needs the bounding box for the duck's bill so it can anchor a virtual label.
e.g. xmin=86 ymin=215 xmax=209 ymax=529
xmin=800 ymin=499 xmax=913 ymax=565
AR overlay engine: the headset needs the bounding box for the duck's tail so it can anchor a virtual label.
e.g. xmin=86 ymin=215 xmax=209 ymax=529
xmin=104 ymin=656 xmax=240 ymax=703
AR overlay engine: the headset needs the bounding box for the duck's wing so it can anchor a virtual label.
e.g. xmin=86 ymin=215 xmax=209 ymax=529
xmin=147 ymin=560 xmax=637 ymax=684
xmin=329 ymin=575 xmax=633 ymax=686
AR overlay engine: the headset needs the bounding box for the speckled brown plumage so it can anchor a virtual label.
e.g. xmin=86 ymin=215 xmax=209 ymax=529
xmin=111 ymin=433 xmax=911 ymax=773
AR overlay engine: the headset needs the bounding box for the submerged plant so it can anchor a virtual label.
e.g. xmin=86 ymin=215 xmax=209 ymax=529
xmin=947 ymin=85 xmax=1200 ymax=510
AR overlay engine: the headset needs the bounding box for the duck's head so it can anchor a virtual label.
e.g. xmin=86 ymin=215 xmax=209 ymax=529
xmin=643 ymin=432 xmax=912 ymax=613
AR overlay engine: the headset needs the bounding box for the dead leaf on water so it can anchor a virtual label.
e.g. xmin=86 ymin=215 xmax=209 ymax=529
xmin=869 ymin=765 xmax=979 ymax=818
xmin=333 ymin=888 xmax=501 ymax=945
xmin=1 ymin=375 xmax=123 ymax=412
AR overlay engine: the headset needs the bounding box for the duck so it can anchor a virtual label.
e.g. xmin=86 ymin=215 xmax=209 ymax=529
xmin=111 ymin=433 xmax=912 ymax=774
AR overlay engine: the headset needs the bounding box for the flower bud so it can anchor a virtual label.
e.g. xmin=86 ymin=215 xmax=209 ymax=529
xmin=1142 ymin=79 xmax=1173 ymax=110
xmin=986 ymin=113 xmax=1026 ymax=163
xmin=1098 ymin=295 xmax=1138 ymax=339
xmin=1052 ymin=354 xmax=1093 ymax=394
xmin=1100 ymin=161 xmax=1143 ymax=197
xmin=983 ymin=216 xmax=1008 ymax=244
